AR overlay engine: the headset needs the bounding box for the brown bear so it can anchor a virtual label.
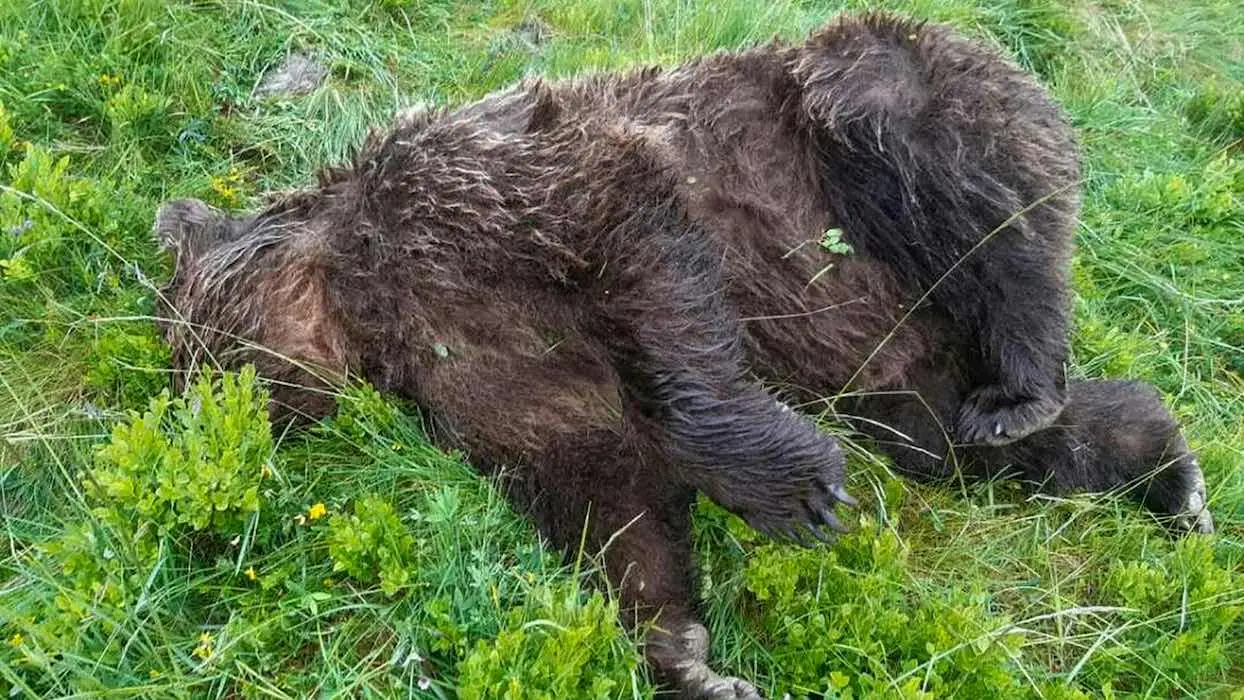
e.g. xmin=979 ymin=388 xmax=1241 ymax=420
xmin=154 ymin=13 xmax=1214 ymax=699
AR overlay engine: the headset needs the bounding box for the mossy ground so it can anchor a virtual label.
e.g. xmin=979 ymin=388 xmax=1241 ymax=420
xmin=1 ymin=0 xmax=1240 ymax=697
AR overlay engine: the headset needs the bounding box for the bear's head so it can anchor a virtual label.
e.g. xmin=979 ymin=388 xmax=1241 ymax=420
xmin=154 ymin=196 xmax=351 ymax=422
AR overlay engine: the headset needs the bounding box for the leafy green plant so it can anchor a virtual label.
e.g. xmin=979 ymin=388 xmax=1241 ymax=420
xmin=819 ymin=226 xmax=853 ymax=255
xmin=0 ymin=100 xmax=13 ymax=156
xmin=0 ymin=139 xmax=168 ymax=410
xmin=0 ymin=146 xmax=100 ymax=294
xmin=457 ymin=584 xmax=637 ymax=700
xmin=1184 ymin=80 xmax=1244 ymax=143
xmin=2 ymin=367 xmax=278 ymax=694
xmin=742 ymin=525 xmax=1028 ymax=698
xmin=103 ymin=81 xmax=175 ymax=153
xmin=83 ymin=323 xmax=170 ymax=406
xmin=9 ymin=520 xmax=150 ymax=692
xmin=1090 ymin=536 xmax=1242 ymax=693
xmin=328 ymin=494 xmax=416 ymax=595
xmin=89 ymin=366 xmax=272 ymax=535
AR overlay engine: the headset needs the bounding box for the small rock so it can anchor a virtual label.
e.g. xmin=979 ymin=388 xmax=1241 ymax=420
xmin=253 ymin=52 xmax=328 ymax=99
xmin=514 ymin=17 xmax=551 ymax=48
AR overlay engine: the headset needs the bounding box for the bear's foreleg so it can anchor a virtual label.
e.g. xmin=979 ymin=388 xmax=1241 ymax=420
xmin=406 ymin=340 xmax=767 ymax=696
xmin=841 ymin=359 xmax=1214 ymax=532
xmin=506 ymin=428 xmax=764 ymax=699
xmin=1014 ymin=380 xmax=1214 ymax=533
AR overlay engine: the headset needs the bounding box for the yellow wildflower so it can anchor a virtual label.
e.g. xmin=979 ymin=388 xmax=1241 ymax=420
xmin=308 ymin=502 xmax=327 ymax=520
xmin=210 ymin=176 xmax=237 ymax=204
xmin=8 ymin=633 xmax=22 ymax=647
xmin=244 ymin=566 xmax=257 ymax=581
xmin=209 ymin=167 xmax=248 ymax=207
xmin=193 ymin=632 xmax=213 ymax=660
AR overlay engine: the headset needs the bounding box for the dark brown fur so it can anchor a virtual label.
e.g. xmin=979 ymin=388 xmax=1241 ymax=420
xmin=154 ymin=14 xmax=1213 ymax=698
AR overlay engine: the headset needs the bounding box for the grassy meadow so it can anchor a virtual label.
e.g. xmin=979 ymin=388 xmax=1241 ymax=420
xmin=1 ymin=0 xmax=1241 ymax=697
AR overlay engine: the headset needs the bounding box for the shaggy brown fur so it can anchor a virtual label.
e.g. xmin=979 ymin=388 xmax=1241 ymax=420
xmin=155 ymin=14 xmax=1214 ymax=698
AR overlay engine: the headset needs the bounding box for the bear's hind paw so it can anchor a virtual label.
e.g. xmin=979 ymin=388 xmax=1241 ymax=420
xmin=956 ymin=384 xmax=1064 ymax=446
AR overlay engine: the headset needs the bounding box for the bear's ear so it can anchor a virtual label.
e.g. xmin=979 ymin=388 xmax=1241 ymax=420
xmin=153 ymin=198 xmax=229 ymax=260
xmin=154 ymin=198 xmax=217 ymax=250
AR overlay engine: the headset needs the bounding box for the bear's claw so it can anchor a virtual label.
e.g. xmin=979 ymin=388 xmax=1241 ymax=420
xmin=665 ymin=624 xmax=767 ymax=699
xmin=743 ymin=482 xmax=856 ymax=547
xmin=1169 ymin=459 xmax=1215 ymax=534
xmin=688 ymin=676 xmax=765 ymax=700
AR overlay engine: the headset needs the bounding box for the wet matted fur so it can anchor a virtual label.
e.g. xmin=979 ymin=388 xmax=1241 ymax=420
xmin=154 ymin=13 xmax=1214 ymax=699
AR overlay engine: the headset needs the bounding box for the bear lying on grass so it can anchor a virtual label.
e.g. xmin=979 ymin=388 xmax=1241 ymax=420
xmin=154 ymin=13 xmax=1214 ymax=699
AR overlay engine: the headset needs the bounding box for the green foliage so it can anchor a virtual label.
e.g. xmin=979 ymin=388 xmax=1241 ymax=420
xmin=2 ymin=367 xmax=276 ymax=695
xmin=0 ymin=100 xmax=12 ymax=156
xmin=83 ymin=323 xmax=170 ymax=405
xmin=457 ymin=585 xmax=637 ymax=700
xmin=819 ymin=226 xmax=853 ymax=256
xmin=1184 ymin=80 xmax=1244 ymax=144
xmin=976 ymin=0 xmax=1084 ymax=79
xmin=11 ymin=521 xmax=153 ymax=692
xmin=0 ymin=365 xmax=643 ymax=695
xmin=1089 ymin=536 xmax=1242 ymax=693
xmin=1106 ymin=157 xmax=1241 ymax=228
xmin=90 ymin=367 xmax=272 ymax=535
xmin=0 ymin=139 xmax=167 ymax=409
xmin=700 ymin=488 xmax=1244 ymax=697
xmin=330 ymin=381 xmax=406 ymax=442
xmin=102 ymin=81 xmax=175 ymax=154
xmin=1 ymin=146 xmax=105 ymax=293
xmin=328 ymin=494 xmax=416 ymax=595
xmin=743 ymin=526 xmax=1025 ymax=698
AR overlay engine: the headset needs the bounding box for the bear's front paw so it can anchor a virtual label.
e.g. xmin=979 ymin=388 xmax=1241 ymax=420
xmin=957 ymin=384 xmax=1064 ymax=446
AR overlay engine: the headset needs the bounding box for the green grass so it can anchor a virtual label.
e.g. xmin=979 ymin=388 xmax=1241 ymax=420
xmin=1 ymin=0 xmax=1241 ymax=697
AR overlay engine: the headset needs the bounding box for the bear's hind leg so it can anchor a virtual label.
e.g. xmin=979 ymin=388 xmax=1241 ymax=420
xmin=793 ymin=14 xmax=1080 ymax=445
